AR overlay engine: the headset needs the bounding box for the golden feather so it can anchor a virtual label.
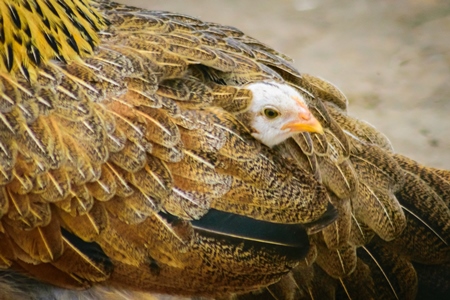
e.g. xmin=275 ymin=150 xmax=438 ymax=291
xmin=0 ymin=0 xmax=448 ymax=299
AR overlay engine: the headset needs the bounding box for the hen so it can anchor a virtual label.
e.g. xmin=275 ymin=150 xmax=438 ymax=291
xmin=0 ymin=0 xmax=448 ymax=299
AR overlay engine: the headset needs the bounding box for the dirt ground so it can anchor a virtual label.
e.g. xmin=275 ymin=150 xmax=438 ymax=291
xmin=118 ymin=0 xmax=450 ymax=169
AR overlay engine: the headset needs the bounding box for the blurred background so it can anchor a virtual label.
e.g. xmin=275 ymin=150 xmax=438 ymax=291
xmin=117 ymin=0 xmax=450 ymax=168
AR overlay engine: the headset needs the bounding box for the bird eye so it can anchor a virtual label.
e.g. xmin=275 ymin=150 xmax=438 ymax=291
xmin=263 ymin=108 xmax=279 ymax=119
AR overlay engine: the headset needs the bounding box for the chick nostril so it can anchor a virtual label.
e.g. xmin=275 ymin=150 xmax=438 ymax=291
xmin=299 ymin=112 xmax=311 ymax=121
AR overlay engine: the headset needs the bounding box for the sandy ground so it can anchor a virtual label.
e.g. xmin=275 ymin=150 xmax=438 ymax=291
xmin=117 ymin=0 xmax=450 ymax=169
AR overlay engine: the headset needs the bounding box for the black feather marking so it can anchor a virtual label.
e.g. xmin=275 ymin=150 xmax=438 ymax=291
xmin=56 ymin=0 xmax=81 ymax=31
xmin=83 ymin=31 xmax=96 ymax=50
xmin=303 ymin=202 xmax=339 ymax=234
xmin=60 ymin=22 xmax=71 ymax=37
xmin=76 ymin=6 xmax=99 ymax=31
xmin=42 ymin=16 xmax=50 ymax=29
xmin=102 ymin=17 xmax=111 ymax=27
xmin=73 ymin=18 xmax=86 ymax=32
xmin=20 ymin=64 xmax=30 ymax=81
xmin=43 ymin=32 xmax=60 ymax=53
xmin=24 ymin=25 xmax=32 ymax=38
xmin=158 ymin=211 xmax=182 ymax=224
xmin=44 ymin=0 xmax=60 ymax=17
xmin=57 ymin=0 xmax=75 ymax=17
xmin=191 ymin=209 xmax=310 ymax=260
xmin=148 ymin=258 xmax=161 ymax=276
xmin=26 ymin=43 xmax=41 ymax=66
xmin=76 ymin=23 xmax=96 ymax=50
xmin=191 ymin=209 xmax=307 ymax=247
xmin=60 ymin=227 xmax=114 ymax=274
xmin=13 ymin=33 xmax=23 ymax=45
xmin=0 ymin=20 xmax=5 ymax=44
xmin=34 ymin=0 xmax=44 ymax=18
xmin=22 ymin=0 xmax=33 ymax=12
xmin=4 ymin=43 xmax=13 ymax=71
xmin=56 ymin=0 xmax=84 ymax=32
xmin=67 ymin=35 xmax=80 ymax=54
xmin=56 ymin=53 xmax=67 ymax=64
xmin=8 ymin=4 xmax=21 ymax=29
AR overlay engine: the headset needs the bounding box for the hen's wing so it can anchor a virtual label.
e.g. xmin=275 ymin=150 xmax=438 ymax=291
xmin=0 ymin=1 xmax=448 ymax=299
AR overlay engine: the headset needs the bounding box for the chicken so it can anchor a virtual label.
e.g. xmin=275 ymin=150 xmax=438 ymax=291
xmin=243 ymin=81 xmax=323 ymax=147
xmin=0 ymin=0 xmax=448 ymax=299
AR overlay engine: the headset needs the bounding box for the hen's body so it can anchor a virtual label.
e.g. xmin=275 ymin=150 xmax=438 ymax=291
xmin=0 ymin=1 xmax=448 ymax=299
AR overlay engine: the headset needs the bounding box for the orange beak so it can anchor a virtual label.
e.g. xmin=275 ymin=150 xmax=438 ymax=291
xmin=281 ymin=97 xmax=324 ymax=134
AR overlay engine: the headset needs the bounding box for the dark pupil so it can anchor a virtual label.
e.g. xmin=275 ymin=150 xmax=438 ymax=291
xmin=266 ymin=109 xmax=277 ymax=118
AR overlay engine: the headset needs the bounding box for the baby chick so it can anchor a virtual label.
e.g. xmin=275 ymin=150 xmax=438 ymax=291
xmin=244 ymin=81 xmax=323 ymax=147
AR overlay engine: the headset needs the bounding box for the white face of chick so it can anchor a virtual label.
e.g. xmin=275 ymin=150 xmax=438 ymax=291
xmin=245 ymin=81 xmax=323 ymax=147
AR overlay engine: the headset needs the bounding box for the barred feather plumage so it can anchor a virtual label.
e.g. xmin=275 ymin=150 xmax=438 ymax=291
xmin=0 ymin=0 xmax=448 ymax=299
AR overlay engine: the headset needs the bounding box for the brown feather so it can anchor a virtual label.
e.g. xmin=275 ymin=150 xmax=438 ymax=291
xmin=0 ymin=1 xmax=448 ymax=299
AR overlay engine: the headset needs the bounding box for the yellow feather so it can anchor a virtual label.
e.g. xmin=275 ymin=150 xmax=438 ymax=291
xmin=0 ymin=0 xmax=107 ymax=78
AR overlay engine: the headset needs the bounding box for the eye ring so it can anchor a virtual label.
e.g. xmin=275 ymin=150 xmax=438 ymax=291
xmin=263 ymin=108 xmax=279 ymax=119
